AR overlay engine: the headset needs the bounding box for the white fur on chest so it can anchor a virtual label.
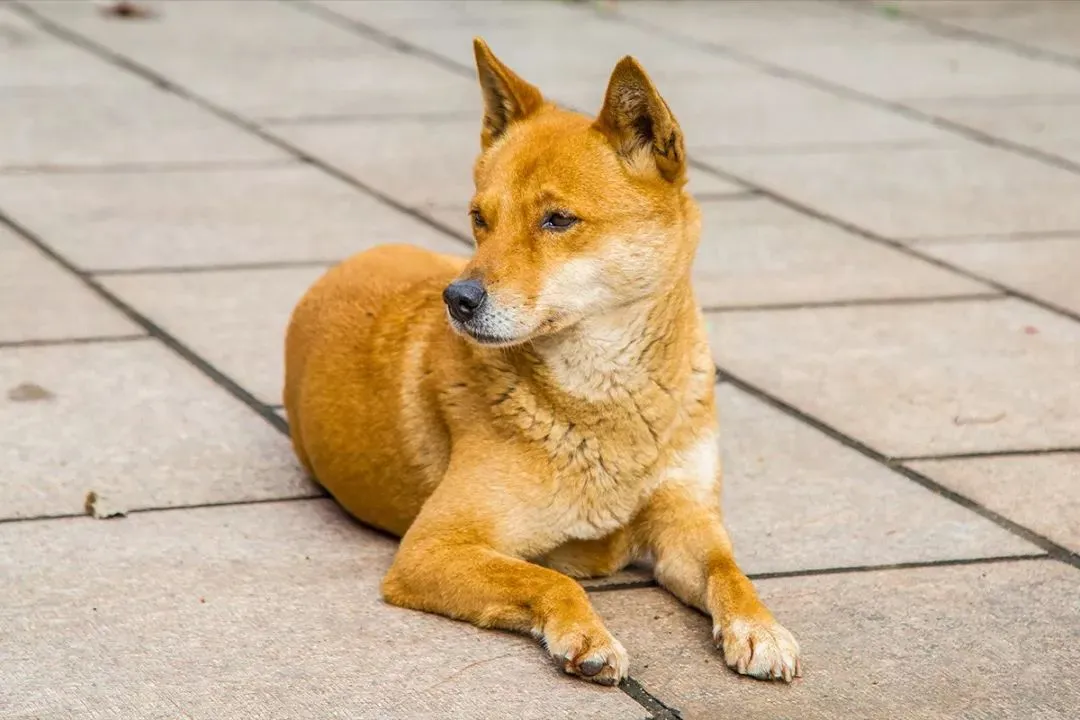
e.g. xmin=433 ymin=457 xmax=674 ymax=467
xmin=551 ymin=428 xmax=720 ymax=541
xmin=664 ymin=430 xmax=721 ymax=505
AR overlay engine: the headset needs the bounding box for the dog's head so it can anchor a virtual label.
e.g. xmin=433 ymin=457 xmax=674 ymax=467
xmin=443 ymin=39 xmax=700 ymax=347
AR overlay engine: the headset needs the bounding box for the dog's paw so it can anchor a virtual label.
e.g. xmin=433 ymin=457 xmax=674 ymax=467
xmin=542 ymin=625 xmax=629 ymax=685
xmin=714 ymin=617 xmax=801 ymax=682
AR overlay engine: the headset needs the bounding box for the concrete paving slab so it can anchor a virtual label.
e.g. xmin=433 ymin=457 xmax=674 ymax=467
xmin=707 ymin=298 xmax=1080 ymax=457
xmin=0 ymin=164 xmax=465 ymax=271
xmin=152 ymin=49 xmax=482 ymax=121
xmin=311 ymin=0 xmax=603 ymax=31
xmin=0 ymin=226 xmax=139 ymax=344
xmin=0 ymin=8 xmax=139 ymax=88
xmin=616 ymin=0 xmax=937 ymax=47
xmin=744 ymin=35 xmax=1080 ymax=100
xmin=881 ymin=0 xmax=1080 ymax=61
xmin=0 ymin=340 xmax=314 ymax=520
xmin=0 ymin=500 xmax=643 ymax=720
xmin=716 ymin=144 xmax=1080 ymax=239
xmin=25 ymin=0 xmax=386 ymax=56
xmin=709 ymin=385 xmax=1037 ymax=573
xmin=100 ymin=266 xmax=329 ymax=406
xmin=0 ymin=86 xmax=286 ymax=170
xmin=909 ymin=453 xmax=1080 ymax=553
xmin=692 ymin=198 xmax=991 ymax=308
xmin=919 ymin=236 xmax=1080 ymax=317
xmin=590 ymin=560 xmax=1080 ymax=720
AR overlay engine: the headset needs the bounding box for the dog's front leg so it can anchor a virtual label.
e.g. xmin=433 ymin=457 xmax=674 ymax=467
xmin=636 ymin=481 xmax=801 ymax=682
xmin=381 ymin=493 xmax=628 ymax=685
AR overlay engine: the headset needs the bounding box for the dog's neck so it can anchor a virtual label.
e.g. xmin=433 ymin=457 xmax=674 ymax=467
xmin=528 ymin=277 xmax=708 ymax=404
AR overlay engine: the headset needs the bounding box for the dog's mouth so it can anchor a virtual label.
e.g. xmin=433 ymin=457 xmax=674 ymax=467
xmin=447 ymin=314 xmax=525 ymax=348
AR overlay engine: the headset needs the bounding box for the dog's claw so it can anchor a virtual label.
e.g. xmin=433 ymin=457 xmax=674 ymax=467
xmin=544 ymin=627 xmax=629 ymax=685
xmin=715 ymin=617 xmax=801 ymax=683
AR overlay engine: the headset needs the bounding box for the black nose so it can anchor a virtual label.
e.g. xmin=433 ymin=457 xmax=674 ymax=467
xmin=443 ymin=280 xmax=487 ymax=322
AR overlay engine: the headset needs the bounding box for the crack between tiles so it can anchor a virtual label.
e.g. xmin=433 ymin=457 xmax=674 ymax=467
xmin=0 ymin=333 xmax=151 ymax=350
xmin=584 ymin=553 xmax=1055 ymax=594
xmin=90 ymin=258 xmax=336 ymax=277
xmin=897 ymin=446 xmax=1080 ymax=463
xmin=700 ymin=292 xmax=1007 ymax=314
xmin=898 ymin=229 xmax=1080 ymax=246
xmin=0 ymin=158 xmax=300 ymax=175
xmin=0 ymin=493 xmax=330 ymax=526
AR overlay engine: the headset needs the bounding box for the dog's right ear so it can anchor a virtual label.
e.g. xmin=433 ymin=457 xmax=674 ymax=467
xmin=473 ymin=38 xmax=545 ymax=150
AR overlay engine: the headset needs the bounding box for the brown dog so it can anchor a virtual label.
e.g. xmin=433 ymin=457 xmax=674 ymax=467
xmin=283 ymin=38 xmax=800 ymax=686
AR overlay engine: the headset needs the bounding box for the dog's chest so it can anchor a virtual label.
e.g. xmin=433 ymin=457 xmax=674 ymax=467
xmin=490 ymin=379 xmax=683 ymax=539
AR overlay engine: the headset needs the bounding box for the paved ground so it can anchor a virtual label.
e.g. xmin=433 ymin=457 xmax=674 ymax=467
xmin=2 ymin=1 xmax=1079 ymax=718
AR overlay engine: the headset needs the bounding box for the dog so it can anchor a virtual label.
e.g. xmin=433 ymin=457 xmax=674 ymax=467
xmin=283 ymin=38 xmax=800 ymax=686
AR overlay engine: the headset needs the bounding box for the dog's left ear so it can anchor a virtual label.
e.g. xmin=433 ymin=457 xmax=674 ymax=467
xmin=474 ymin=38 xmax=545 ymax=150
xmin=594 ymin=57 xmax=686 ymax=184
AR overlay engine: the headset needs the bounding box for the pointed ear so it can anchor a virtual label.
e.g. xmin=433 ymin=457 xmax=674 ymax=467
xmin=473 ymin=38 xmax=545 ymax=150
xmin=594 ymin=57 xmax=686 ymax=183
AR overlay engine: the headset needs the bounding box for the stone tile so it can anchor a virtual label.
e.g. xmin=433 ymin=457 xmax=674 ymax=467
xmin=919 ymin=237 xmax=1080 ymax=316
xmin=312 ymin=0 xmax=600 ymax=30
xmin=0 ymin=501 xmax=642 ymax=720
xmin=910 ymin=453 xmax=1080 ymax=553
xmin=0 ymin=227 xmax=139 ymax=344
xmin=27 ymin=0 xmax=385 ymax=56
xmin=0 ymin=341 xmax=315 ymax=520
xmin=383 ymin=20 xmax=753 ymax=87
xmin=0 ymin=165 xmax=466 ymax=271
xmin=716 ymin=145 xmax=1080 ymax=239
xmin=0 ymin=86 xmax=286 ymax=169
xmin=707 ymin=299 xmax=1080 ymax=457
xmin=591 ymin=560 xmax=1080 ymax=720
xmin=885 ymin=1 xmax=1080 ymax=60
xmin=149 ymin=50 xmax=481 ymax=121
xmin=747 ymin=35 xmax=1080 ymax=100
xmin=0 ymin=9 xmax=138 ymax=88
xmin=277 ymin=118 xmax=742 ymax=212
xmin=618 ymin=0 xmax=937 ymax=47
xmin=692 ymin=199 xmax=990 ymax=308
xmin=100 ymin=267 xmax=333 ymax=406
xmin=911 ymin=98 xmax=1080 ymax=165
xmin=678 ymin=89 xmax=947 ymax=156
xmin=711 ymin=385 xmax=1036 ymax=573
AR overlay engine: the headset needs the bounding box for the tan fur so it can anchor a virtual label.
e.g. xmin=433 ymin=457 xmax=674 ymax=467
xmin=284 ymin=39 xmax=800 ymax=685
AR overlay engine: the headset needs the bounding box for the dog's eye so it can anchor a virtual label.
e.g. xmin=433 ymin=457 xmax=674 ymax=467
xmin=541 ymin=212 xmax=578 ymax=231
xmin=469 ymin=210 xmax=487 ymax=230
